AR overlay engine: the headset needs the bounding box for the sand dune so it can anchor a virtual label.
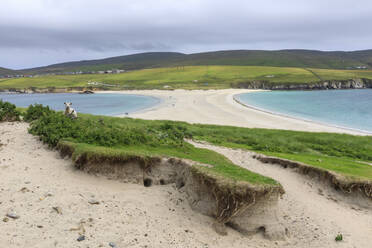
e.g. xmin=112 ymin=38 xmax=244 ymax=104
xmin=1 ymin=122 xmax=371 ymax=247
xmin=0 ymin=122 xmax=262 ymax=248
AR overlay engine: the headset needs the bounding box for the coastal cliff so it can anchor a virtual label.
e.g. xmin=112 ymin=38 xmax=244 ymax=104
xmin=232 ymin=78 xmax=372 ymax=90
xmin=2 ymin=78 xmax=372 ymax=93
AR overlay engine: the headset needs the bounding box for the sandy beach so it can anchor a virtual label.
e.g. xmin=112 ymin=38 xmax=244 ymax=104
xmin=1 ymin=122 xmax=371 ymax=248
xmin=0 ymin=122 xmax=256 ymax=248
xmin=103 ymin=89 xmax=366 ymax=135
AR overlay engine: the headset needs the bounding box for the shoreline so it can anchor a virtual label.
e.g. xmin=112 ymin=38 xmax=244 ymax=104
xmin=98 ymin=89 xmax=367 ymax=135
xmin=98 ymin=92 xmax=164 ymax=116
xmin=233 ymin=93 xmax=372 ymax=135
xmin=0 ymin=91 xmax=163 ymax=117
xmin=2 ymin=89 xmax=368 ymax=135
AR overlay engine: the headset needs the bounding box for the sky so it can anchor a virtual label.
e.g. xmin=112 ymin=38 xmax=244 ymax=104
xmin=1 ymin=0 xmax=372 ymax=69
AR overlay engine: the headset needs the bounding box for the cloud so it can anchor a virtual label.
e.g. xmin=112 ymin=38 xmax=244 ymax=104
xmin=1 ymin=0 xmax=372 ymax=69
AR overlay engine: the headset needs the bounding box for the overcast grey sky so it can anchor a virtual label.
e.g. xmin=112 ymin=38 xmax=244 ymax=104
xmin=1 ymin=0 xmax=372 ymax=69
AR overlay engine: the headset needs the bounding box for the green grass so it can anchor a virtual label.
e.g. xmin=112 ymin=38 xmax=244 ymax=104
xmin=78 ymin=115 xmax=372 ymax=182
xmin=26 ymin=107 xmax=277 ymax=186
xmin=74 ymin=114 xmax=372 ymax=182
xmin=66 ymin=141 xmax=277 ymax=185
xmin=266 ymin=153 xmax=372 ymax=181
xmin=310 ymin=68 xmax=368 ymax=81
xmin=186 ymin=124 xmax=372 ymax=181
xmin=2 ymin=65 xmax=372 ymax=90
xmin=24 ymin=105 xmax=372 ymax=183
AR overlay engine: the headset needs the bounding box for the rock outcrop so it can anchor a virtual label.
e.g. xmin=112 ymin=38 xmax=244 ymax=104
xmin=232 ymin=78 xmax=372 ymax=90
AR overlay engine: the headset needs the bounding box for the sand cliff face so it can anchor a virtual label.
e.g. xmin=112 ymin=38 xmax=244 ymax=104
xmin=60 ymin=147 xmax=286 ymax=240
xmin=233 ymin=78 xmax=372 ymax=90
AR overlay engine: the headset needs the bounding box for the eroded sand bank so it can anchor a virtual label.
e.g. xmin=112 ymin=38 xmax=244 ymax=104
xmin=1 ymin=122 xmax=371 ymax=247
xmin=0 ymin=122 xmax=268 ymax=248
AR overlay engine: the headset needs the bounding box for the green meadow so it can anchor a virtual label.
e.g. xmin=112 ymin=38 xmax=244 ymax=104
xmin=1 ymin=65 xmax=372 ymax=90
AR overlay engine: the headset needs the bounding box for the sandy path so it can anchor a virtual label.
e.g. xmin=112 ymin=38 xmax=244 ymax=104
xmin=190 ymin=140 xmax=372 ymax=248
xmin=0 ymin=122 xmax=289 ymax=248
xmin=102 ymin=89 xmax=366 ymax=135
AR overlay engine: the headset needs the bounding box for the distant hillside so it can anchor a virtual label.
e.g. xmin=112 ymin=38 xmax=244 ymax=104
xmin=21 ymin=52 xmax=185 ymax=75
xmin=0 ymin=67 xmax=16 ymax=75
xmin=2 ymin=65 xmax=372 ymax=91
xmin=3 ymin=49 xmax=372 ymax=76
xmin=177 ymin=50 xmax=372 ymax=69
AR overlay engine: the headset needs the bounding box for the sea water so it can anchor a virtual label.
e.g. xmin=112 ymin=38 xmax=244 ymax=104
xmin=235 ymin=89 xmax=372 ymax=133
xmin=0 ymin=93 xmax=160 ymax=116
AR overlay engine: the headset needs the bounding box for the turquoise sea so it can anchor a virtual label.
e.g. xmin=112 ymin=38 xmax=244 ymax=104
xmin=235 ymin=89 xmax=372 ymax=133
xmin=0 ymin=93 xmax=160 ymax=116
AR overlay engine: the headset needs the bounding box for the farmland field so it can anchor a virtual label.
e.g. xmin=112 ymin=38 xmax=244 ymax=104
xmin=1 ymin=65 xmax=372 ymax=90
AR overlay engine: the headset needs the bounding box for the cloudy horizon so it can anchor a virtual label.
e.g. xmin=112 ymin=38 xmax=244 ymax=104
xmin=1 ymin=0 xmax=372 ymax=69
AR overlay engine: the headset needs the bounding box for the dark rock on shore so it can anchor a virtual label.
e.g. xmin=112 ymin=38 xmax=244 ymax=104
xmin=79 ymin=90 xmax=94 ymax=94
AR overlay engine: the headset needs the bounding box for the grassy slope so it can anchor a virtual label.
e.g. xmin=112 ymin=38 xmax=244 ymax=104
xmin=267 ymin=153 xmax=372 ymax=181
xmin=48 ymin=113 xmax=372 ymax=182
xmin=75 ymin=114 xmax=278 ymax=185
xmin=2 ymin=65 xmax=372 ymax=90
xmin=27 ymin=109 xmax=277 ymax=186
xmin=188 ymin=124 xmax=372 ymax=181
xmin=312 ymin=68 xmax=372 ymax=81
xmin=65 ymin=141 xmax=277 ymax=185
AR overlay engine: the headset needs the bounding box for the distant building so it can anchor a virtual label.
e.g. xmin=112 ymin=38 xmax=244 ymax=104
xmin=356 ymin=66 xmax=367 ymax=69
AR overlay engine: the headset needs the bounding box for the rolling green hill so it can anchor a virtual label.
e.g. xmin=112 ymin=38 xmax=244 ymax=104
xmin=1 ymin=65 xmax=372 ymax=90
xmin=21 ymin=52 xmax=185 ymax=75
xmin=177 ymin=50 xmax=372 ymax=69
xmin=3 ymin=49 xmax=372 ymax=76
xmin=0 ymin=67 xmax=16 ymax=76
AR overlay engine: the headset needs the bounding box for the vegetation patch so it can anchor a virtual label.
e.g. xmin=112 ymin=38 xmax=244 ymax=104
xmin=0 ymin=100 xmax=21 ymax=122
xmin=9 ymin=103 xmax=371 ymax=187
xmin=24 ymin=104 xmax=54 ymax=122
xmin=335 ymin=233 xmax=343 ymax=242
xmin=26 ymin=105 xmax=277 ymax=185
xmin=189 ymin=124 xmax=372 ymax=182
